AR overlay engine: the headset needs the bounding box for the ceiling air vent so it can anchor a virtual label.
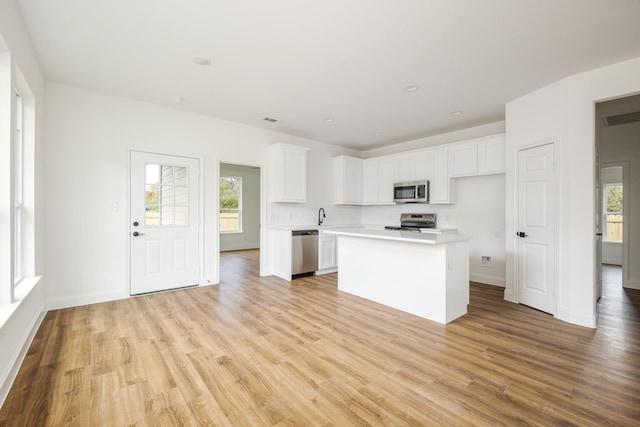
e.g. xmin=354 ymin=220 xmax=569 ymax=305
xmin=603 ymin=111 xmax=640 ymax=127
xmin=263 ymin=117 xmax=279 ymax=123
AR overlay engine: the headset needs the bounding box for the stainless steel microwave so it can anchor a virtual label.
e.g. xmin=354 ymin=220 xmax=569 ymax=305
xmin=393 ymin=180 xmax=429 ymax=203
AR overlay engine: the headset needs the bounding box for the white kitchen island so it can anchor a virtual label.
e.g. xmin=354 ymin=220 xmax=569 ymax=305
xmin=325 ymin=228 xmax=471 ymax=324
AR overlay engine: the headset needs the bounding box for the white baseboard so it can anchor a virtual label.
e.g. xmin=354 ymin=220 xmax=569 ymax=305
xmin=624 ymin=279 xmax=640 ymax=290
xmin=47 ymin=289 xmax=128 ymax=311
xmin=220 ymin=243 xmax=260 ymax=252
xmin=0 ymin=300 xmax=46 ymax=408
xmin=470 ymin=273 xmax=505 ymax=287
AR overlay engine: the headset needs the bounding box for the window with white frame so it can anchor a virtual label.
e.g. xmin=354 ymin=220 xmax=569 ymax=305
xmin=603 ymin=183 xmax=623 ymax=243
xmin=14 ymin=90 xmax=23 ymax=284
xmin=219 ymin=176 xmax=242 ymax=233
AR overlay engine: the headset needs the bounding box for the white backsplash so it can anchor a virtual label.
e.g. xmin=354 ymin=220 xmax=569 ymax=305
xmin=362 ymin=203 xmax=457 ymax=229
xmin=269 ymin=203 xmax=363 ymax=227
xmin=269 ymin=202 xmax=457 ymax=229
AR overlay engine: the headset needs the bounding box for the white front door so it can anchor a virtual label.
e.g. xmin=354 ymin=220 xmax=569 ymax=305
xmin=130 ymin=151 xmax=200 ymax=295
xmin=517 ymin=143 xmax=556 ymax=314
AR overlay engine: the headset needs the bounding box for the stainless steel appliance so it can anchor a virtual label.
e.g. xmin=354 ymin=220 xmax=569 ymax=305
xmin=291 ymin=230 xmax=319 ymax=279
xmin=385 ymin=213 xmax=437 ymax=232
xmin=393 ymin=180 xmax=429 ymax=203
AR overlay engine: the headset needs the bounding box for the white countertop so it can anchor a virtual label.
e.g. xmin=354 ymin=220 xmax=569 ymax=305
xmin=324 ymin=227 xmax=470 ymax=245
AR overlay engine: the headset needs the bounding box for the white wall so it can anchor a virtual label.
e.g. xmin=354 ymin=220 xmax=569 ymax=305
xmin=44 ymin=82 xmax=361 ymax=309
xmin=506 ymin=56 xmax=640 ymax=328
xmin=600 ymin=122 xmax=640 ymax=287
xmin=219 ymin=163 xmax=260 ymax=251
xmin=0 ymin=0 xmax=47 ymax=406
xmin=455 ymin=174 xmax=506 ymax=286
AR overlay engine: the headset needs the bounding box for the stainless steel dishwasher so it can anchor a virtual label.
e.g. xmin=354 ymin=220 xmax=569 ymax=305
xmin=291 ymin=230 xmax=319 ymax=279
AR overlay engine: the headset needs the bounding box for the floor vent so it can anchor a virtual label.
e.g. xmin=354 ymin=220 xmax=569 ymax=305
xmin=603 ymin=111 xmax=640 ymax=127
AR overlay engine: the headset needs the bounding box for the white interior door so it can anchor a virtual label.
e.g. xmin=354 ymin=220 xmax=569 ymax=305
xmin=517 ymin=143 xmax=556 ymax=314
xmin=130 ymin=151 xmax=200 ymax=295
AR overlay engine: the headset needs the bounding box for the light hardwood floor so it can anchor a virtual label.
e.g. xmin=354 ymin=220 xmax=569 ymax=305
xmin=1 ymin=252 xmax=639 ymax=426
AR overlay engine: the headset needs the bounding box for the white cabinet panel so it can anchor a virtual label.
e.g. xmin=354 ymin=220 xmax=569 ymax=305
xmin=428 ymin=147 xmax=453 ymax=204
xmin=333 ymin=156 xmax=363 ymax=205
xmin=412 ymin=151 xmax=429 ymax=181
xmin=317 ymin=232 xmax=338 ymax=273
xmin=392 ymin=151 xmax=429 ymax=182
xmin=478 ymin=135 xmax=506 ymax=174
xmin=363 ymin=157 xmax=394 ymax=205
xmin=393 ymin=155 xmax=412 ymax=182
xmin=378 ymin=157 xmax=395 ymax=204
xmin=448 ymin=142 xmax=478 ymax=177
xmin=270 ymin=143 xmax=309 ymax=203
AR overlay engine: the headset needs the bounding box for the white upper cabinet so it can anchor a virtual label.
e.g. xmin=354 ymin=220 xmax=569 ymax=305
xmin=333 ymin=155 xmax=363 ymax=205
xmin=448 ymin=142 xmax=478 ymax=177
xmin=392 ymin=150 xmax=429 ymax=182
xmin=448 ymin=134 xmax=506 ymax=178
xmin=427 ymin=147 xmax=453 ymax=204
xmin=393 ymin=154 xmax=412 ymax=182
xmin=363 ymin=157 xmax=394 ymax=205
xmin=478 ymin=134 xmax=506 ymax=174
xmin=270 ymin=143 xmax=309 ymax=203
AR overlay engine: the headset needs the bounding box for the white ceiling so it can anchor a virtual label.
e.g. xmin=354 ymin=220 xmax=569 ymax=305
xmin=15 ymin=0 xmax=640 ymax=150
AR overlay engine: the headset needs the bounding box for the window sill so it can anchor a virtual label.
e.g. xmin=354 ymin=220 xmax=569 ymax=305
xmin=0 ymin=276 xmax=41 ymax=329
xmin=220 ymin=231 xmax=244 ymax=234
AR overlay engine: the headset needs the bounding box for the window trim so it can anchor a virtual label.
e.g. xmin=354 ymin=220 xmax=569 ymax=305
xmin=14 ymin=90 xmax=23 ymax=285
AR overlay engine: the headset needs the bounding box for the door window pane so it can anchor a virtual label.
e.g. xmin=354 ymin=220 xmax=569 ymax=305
xmin=145 ymin=163 xmax=188 ymax=226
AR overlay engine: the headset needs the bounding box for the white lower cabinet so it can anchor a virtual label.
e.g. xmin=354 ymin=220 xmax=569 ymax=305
xmin=317 ymin=230 xmax=338 ymax=274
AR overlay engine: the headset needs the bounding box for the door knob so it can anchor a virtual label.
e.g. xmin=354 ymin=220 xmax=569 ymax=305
xmin=516 ymin=231 xmax=528 ymax=238
xmin=132 ymin=231 xmax=145 ymax=237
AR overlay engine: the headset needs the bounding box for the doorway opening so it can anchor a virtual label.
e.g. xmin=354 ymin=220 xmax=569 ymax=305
xmin=218 ymin=162 xmax=261 ymax=284
xmin=595 ymin=94 xmax=639 ymax=317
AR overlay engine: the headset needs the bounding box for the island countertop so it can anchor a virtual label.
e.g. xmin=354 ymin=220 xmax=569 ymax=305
xmin=324 ymin=228 xmax=470 ymax=245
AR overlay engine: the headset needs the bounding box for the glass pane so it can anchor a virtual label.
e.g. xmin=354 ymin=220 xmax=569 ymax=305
xmin=606 ymin=185 xmax=623 ymax=213
xmin=174 ymin=166 xmax=187 ymax=185
xmin=174 ymin=206 xmax=187 ymax=225
xmin=174 ymin=186 xmax=187 ymax=205
xmin=162 ymin=165 xmax=174 ymax=185
xmin=606 ymin=214 xmax=623 ymax=242
xmin=145 ymin=163 xmax=189 ymax=227
xmin=145 ymin=164 xmax=160 ymax=184
xmin=220 ymin=210 xmax=239 ymax=232
xmin=161 ymin=205 xmax=175 ymax=225
xmin=146 ymin=206 xmax=160 ymax=226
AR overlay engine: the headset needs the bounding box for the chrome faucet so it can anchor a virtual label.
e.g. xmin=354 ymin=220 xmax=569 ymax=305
xmin=318 ymin=207 xmax=326 ymax=226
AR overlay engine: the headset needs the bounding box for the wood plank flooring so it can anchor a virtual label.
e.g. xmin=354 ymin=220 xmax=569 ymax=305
xmin=1 ymin=251 xmax=639 ymax=426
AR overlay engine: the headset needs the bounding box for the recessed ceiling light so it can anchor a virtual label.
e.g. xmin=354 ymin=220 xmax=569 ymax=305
xmin=451 ymin=111 xmax=463 ymax=116
xmin=373 ymin=133 xmax=382 ymax=137
xmin=193 ymin=56 xmax=212 ymax=66
xmin=171 ymin=96 xmax=183 ymax=104
xmin=404 ymin=85 xmax=420 ymax=92
xmin=324 ymin=117 xmax=335 ymax=122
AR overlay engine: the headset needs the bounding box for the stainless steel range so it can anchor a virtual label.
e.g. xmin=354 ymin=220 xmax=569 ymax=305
xmin=385 ymin=213 xmax=436 ymax=232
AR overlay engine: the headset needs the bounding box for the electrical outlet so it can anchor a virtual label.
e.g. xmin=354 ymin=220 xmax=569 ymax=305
xmin=481 ymin=256 xmax=493 ymax=267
